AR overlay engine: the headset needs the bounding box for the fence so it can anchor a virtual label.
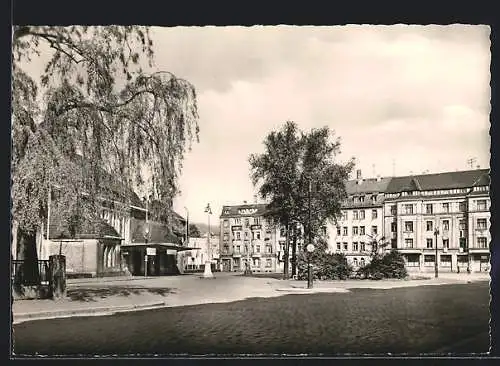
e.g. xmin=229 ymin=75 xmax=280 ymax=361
xmin=11 ymin=259 xmax=50 ymax=286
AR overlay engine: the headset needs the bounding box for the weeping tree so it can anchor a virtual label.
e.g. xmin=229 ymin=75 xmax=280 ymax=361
xmin=249 ymin=121 xmax=354 ymax=279
xmin=11 ymin=26 xmax=199 ymax=285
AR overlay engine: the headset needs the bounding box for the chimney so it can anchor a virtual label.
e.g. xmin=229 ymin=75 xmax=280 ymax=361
xmin=356 ymin=169 xmax=362 ymax=180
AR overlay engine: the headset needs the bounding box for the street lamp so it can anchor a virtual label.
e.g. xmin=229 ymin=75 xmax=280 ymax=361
xmin=306 ymin=179 xmax=314 ymax=289
xmin=434 ymin=228 xmax=439 ymax=278
xmin=143 ymin=223 xmax=150 ymax=277
xmin=203 ymin=203 xmax=214 ymax=278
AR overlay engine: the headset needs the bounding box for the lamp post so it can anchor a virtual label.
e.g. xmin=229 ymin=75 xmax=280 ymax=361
xmin=143 ymin=198 xmax=150 ymax=277
xmin=203 ymin=203 xmax=214 ymax=278
xmin=434 ymin=228 xmax=439 ymax=278
xmin=184 ymin=206 xmax=189 ymax=246
xmin=306 ymin=179 xmax=314 ymax=289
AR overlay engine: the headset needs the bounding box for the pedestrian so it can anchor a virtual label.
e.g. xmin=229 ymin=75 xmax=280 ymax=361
xmin=467 ymin=266 xmax=471 ymax=274
xmin=457 ymin=265 xmax=460 ymax=274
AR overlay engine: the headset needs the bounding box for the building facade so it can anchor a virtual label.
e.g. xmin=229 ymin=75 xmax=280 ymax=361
xmin=329 ymin=168 xmax=490 ymax=273
xmin=177 ymin=235 xmax=220 ymax=273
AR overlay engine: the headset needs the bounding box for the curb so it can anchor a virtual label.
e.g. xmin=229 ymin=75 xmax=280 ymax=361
xmin=13 ymin=301 xmax=166 ymax=324
xmin=275 ymin=287 xmax=350 ymax=293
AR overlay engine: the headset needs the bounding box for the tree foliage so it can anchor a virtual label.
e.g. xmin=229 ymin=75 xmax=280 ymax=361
xmin=249 ymin=121 xmax=354 ymax=278
xmin=11 ymin=26 xmax=199 ymax=238
xmin=188 ymin=224 xmax=202 ymax=238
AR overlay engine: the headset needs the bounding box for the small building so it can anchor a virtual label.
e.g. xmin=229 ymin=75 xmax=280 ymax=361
xmin=178 ymin=235 xmax=220 ymax=273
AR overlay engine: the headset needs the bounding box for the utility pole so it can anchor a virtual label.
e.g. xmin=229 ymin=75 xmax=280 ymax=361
xmin=307 ymin=179 xmax=313 ymax=289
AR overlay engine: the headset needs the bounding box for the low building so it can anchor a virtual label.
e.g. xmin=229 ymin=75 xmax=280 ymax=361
xmin=177 ymin=235 xmax=220 ymax=273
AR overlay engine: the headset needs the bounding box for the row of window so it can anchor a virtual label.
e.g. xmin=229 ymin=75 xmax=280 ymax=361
xmin=392 ymin=218 xmax=487 ymax=233
xmin=237 ymin=258 xmax=273 ymax=267
xmin=390 ymin=200 xmax=487 ymax=216
xmin=402 ymin=237 xmax=487 ymax=249
xmin=386 ymin=186 xmax=488 ymax=199
xmin=336 ymin=242 xmax=367 ymax=252
xmin=224 ymin=230 xmax=264 ymax=241
xmin=337 ymin=225 xmax=378 ymax=236
xmin=341 ymin=209 xmax=378 ymax=220
xmin=348 ymin=195 xmax=379 ymax=204
xmin=223 ymin=217 xmax=262 ymax=228
xmin=222 ymin=244 xmax=273 ymax=254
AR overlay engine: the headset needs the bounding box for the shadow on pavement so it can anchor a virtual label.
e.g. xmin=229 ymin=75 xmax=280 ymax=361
xmin=67 ymin=287 xmax=176 ymax=302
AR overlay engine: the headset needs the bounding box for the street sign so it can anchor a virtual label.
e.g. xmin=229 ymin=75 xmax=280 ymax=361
xmin=146 ymin=247 xmax=156 ymax=256
xmin=306 ymin=244 xmax=315 ymax=253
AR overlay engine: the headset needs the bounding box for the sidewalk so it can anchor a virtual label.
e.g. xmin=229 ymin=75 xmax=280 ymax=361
xmin=12 ymin=272 xmax=490 ymax=324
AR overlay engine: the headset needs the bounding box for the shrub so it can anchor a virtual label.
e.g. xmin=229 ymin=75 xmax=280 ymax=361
xmin=357 ymin=249 xmax=408 ymax=280
xmin=297 ymin=238 xmax=353 ymax=280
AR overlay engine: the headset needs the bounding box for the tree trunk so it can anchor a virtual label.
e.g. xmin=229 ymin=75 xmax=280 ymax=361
xmin=15 ymin=227 xmax=40 ymax=286
xmin=283 ymin=222 xmax=290 ymax=280
xmin=291 ymin=224 xmax=297 ymax=276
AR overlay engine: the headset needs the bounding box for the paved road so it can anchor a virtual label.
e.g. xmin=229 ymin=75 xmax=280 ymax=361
xmin=13 ymin=281 xmax=490 ymax=356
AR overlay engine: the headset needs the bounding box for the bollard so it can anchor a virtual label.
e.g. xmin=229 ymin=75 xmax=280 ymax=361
xmin=49 ymin=255 xmax=67 ymax=300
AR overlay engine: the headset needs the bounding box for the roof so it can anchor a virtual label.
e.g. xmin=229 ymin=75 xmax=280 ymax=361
xmin=345 ymin=177 xmax=392 ymax=195
xmin=219 ymin=204 xmax=269 ymax=218
xmin=49 ymin=217 xmax=121 ymax=241
xmin=130 ymin=218 xmax=182 ymax=245
xmin=385 ymin=169 xmax=490 ymax=193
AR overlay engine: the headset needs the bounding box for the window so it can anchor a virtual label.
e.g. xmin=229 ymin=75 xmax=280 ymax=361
xmin=236 ymin=245 xmax=241 ymax=253
xmin=372 ymin=209 xmax=378 ymax=219
xmin=266 ymin=259 xmax=272 ymax=267
xmin=406 ymin=254 xmax=420 ymax=267
xmin=360 ymin=226 xmax=365 ymax=235
xmin=477 ymin=200 xmax=487 ymax=211
xmin=371 ymin=226 xmax=378 ymax=235
xmin=391 ymin=222 xmax=397 ymax=233
xmin=459 ymin=219 xmax=466 ymax=230
xmin=343 ymin=242 xmax=348 ymax=251
xmin=443 ymin=239 xmax=449 ymax=249
xmin=253 ymin=258 xmax=260 ymax=267
xmin=426 ymin=221 xmax=433 ymax=231
xmin=256 ymin=245 xmax=261 ymax=253
xmin=459 ymin=238 xmax=467 ymax=249
xmin=404 ymin=204 xmax=413 ymax=214
xmin=442 ymin=220 xmax=449 ymax=231
xmin=353 ymin=226 xmax=359 ymax=235
xmin=359 ymin=196 xmax=365 ymax=203
xmin=477 ymin=237 xmax=488 ymax=248
xmin=235 ymin=218 xmax=241 ymax=224
xmin=391 ymin=238 xmax=397 ymax=249
xmin=256 ymin=231 xmax=261 ymax=240
xmin=223 ymin=234 xmax=229 ymax=242
xmin=352 ymin=242 xmax=359 ymax=251
xmin=236 ymin=232 xmax=241 ymax=240
xmin=223 ymin=244 xmax=229 ymax=253
xmin=266 ymin=245 xmax=272 ymax=253
xmin=459 ymin=202 xmax=466 ymax=212
xmin=371 ymin=195 xmax=377 ymax=203
xmin=442 ymin=203 xmax=450 ymax=213
xmin=426 ymin=204 xmax=433 ymax=214
xmin=336 ymin=242 xmax=341 ymax=251
xmin=477 ymin=218 xmax=487 ymax=230
xmin=343 ymin=227 xmax=348 ymax=236
xmin=360 ymin=242 xmax=366 ymax=252
xmin=244 ymin=218 xmax=250 ymax=226
xmin=280 ymin=228 xmax=286 ymax=237
xmin=244 ymin=231 xmax=249 ymax=239
xmin=440 ymin=255 xmax=451 ymax=266
xmin=223 ymin=220 xmax=229 ymax=228
xmin=404 ymin=221 xmax=414 ymax=232
xmin=337 ymin=227 xmax=341 ymax=236
xmin=404 ymin=238 xmax=414 ymax=248
xmin=254 ymin=217 xmax=260 ymax=225
xmin=426 ymin=238 xmax=433 ymax=249
xmin=341 ymin=211 xmax=347 ymax=220
xmin=390 ymin=205 xmax=397 ymax=215
xmin=360 ymin=258 xmax=365 ymax=267
xmin=353 ymin=258 xmax=358 ymax=267
xmin=424 ymin=255 xmax=435 ymax=266
xmin=353 ymin=211 xmax=359 ymax=220
xmin=360 ymin=210 xmax=365 ymax=219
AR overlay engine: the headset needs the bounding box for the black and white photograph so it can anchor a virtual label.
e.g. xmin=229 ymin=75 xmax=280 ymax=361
xmin=10 ymin=24 xmax=493 ymax=357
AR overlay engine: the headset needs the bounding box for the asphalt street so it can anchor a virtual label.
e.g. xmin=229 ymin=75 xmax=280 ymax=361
xmin=13 ymin=281 xmax=490 ymax=356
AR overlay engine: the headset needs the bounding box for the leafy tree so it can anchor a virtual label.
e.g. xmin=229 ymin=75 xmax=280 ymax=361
xmin=188 ymin=224 xmax=202 ymax=238
xmin=357 ymin=249 xmax=408 ymax=280
xmin=249 ymin=121 xmax=354 ymax=279
xmin=11 ymin=26 xmax=199 ymax=285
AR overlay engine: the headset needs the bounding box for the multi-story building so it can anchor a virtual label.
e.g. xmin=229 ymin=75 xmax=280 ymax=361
xmin=219 ymin=202 xmax=281 ymax=272
xmin=329 ymin=168 xmax=490 ymax=273
xmin=383 ymin=169 xmax=490 ymax=273
xmin=327 ymin=170 xmax=392 ymax=269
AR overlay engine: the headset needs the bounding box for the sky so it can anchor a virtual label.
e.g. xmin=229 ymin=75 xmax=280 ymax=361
xmin=17 ymin=25 xmax=492 ymax=224
xmin=144 ymin=25 xmax=491 ymax=223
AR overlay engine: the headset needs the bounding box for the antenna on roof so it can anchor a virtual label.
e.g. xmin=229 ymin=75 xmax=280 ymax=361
xmin=467 ymin=157 xmax=477 ymax=169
